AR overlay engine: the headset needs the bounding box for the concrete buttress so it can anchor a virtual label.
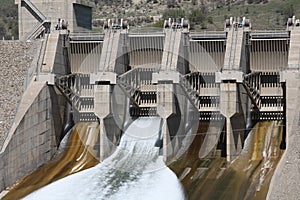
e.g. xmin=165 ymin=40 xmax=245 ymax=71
xmin=157 ymin=83 xmax=175 ymax=162
xmin=94 ymin=84 xmax=111 ymax=162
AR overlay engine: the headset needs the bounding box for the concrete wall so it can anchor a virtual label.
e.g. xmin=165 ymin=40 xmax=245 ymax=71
xmin=188 ymin=40 xmax=225 ymax=72
xmin=176 ymin=33 xmax=189 ymax=74
xmin=0 ymin=153 xmax=4 ymax=192
xmin=0 ymin=83 xmax=65 ymax=191
xmin=219 ymin=82 xmax=248 ymax=162
xmin=51 ymin=34 xmax=68 ymax=75
xmin=73 ymin=3 xmax=92 ymax=32
xmin=167 ymin=84 xmax=199 ymax=161
xmin=128 ymin=35 xmax=164 ymax=67
xmin=69 ymin=41 xmax=103 ymax=73
xmin=249 ymin=40 xmax=289 ymax=72
xmin=16 ymin=0 xmax=93 ymax=39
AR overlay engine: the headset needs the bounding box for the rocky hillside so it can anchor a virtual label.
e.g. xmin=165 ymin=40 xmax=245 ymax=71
xmin=92 ymin=0 xmax=300 ymax=31
xmin=0 ymin=41 xmax=39 ymax=145
xmin=0 ymin=0 xmax=300 ymax=38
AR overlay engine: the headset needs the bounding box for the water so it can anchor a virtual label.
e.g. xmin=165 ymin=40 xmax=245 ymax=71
xmin=23 ymin=117 xmax=185 ymax=200
xmin=169 ymin=121 xmax=284 ymax=200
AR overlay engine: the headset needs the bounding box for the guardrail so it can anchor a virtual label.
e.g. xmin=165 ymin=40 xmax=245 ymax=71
xmin=129 ymin=27 xmax=165 ymax=34
xmin=37 ymin=34 xmax=49 ymax=74
xmin=22 ymin=0 xmax=46 ymax=22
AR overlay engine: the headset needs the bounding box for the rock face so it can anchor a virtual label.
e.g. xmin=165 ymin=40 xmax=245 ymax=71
xmin=0 ymin=41 xmax=38 ymax=146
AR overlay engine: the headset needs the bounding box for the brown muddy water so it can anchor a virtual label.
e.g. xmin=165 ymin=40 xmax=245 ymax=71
xmin=3 ymin=121 xmax=283 ymax=200
xmin=3 ymin=122 xmax=100 ymax=200
xmin=169 ymin=121 xmax=284 ymax=200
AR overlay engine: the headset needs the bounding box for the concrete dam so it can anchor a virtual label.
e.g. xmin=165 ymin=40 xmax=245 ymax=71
xmin=1 ymin=0 xmax=300 ymax=199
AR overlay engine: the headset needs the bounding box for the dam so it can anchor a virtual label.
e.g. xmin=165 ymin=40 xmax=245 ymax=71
xmin=23 ymin=117 xmax=186 ymax=200
xmin=0 ymin=0 xmax=300 ymax=199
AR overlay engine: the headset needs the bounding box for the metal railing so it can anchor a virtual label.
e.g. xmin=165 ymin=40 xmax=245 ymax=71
xmin=129 ymin=27 xmax=165 ymax=34
xmin=69 ymin=32 xmax=104 ymax=41
xmin=190 ymin=31 xmax=227 ymax=39
xmin=243 ymin=72 xmax=261 ymax=110
xmin=24 ymin=22 xmax=45 ymax=40
xmin=119 ymin=67 xmax=159 ymax=89
xmin=179 ymin=75 xmax=200 ymax=110
xmin=21 ymin=0 xmax=50 ymax=40
xmin=37 ymin=34 xmax=49 ymax=73
xmin=22 ymin=0 xmax=46 ymax=22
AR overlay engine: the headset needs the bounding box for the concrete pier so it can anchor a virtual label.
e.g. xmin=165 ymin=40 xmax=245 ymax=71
xmin=0 ymin=82 xmax=66 ymax=190
xmin=267 ymin=25 xmax=300 ymax=199
xmin=267 ymin=71 xmax=300 ymax=199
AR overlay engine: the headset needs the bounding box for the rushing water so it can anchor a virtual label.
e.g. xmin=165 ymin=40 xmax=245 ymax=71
xmin=169 ymin=121 xmax=284 ymax=200
xmin=23 ymin=117 xmax=185 ymax=200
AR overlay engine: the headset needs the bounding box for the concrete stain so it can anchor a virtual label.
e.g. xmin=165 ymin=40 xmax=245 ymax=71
xmin=3 ymin=122 xmax=100 ymax=200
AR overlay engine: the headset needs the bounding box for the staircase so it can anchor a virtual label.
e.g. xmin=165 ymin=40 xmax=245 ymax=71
xmin=25 ymin=21 xmax=50 ymax=40
xmin=180 ymin=75 xmax=200 ymax=110
xmin=243 ymin=72 xmax=261 ymax=111
xmin=21 ymin=0 xmax=50 ymax=40
xmin=21 ymin=0 xmax=46 ymax=22
xmin=118 ymin=67 xmax=159 ymax=117
xmin=223 ymin=25 xmax=244 ymax=70
xmin=130 ymin=85 xmax=158 ymax=117
xmin=55 ymin=74 xmax=98 ymax=122
xmin=161 ymin=29 xmax=182 ymax=71
xmin=99 ymin=31 xmax=121 ymax=72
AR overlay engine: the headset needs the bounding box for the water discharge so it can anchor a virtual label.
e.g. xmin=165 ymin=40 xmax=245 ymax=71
xmin=23 ymin=117 xmax=185 ymax=200
xmin=3 ymin=120 xmax=283 ymax=200
xmin=169 ymin=121 xmax=283 ymax=200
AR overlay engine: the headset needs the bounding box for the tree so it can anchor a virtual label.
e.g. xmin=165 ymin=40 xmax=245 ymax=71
xmin=163 ymin=9 xmax=185 ymax=19
xmin=282 ymin=4 xmax=294 ymax=18
xmin=0 ymin=2 xmax=18 ymax=39
xmin=245 ymin=7 xmax=249 ymax=14
xmin=201 ymin=22 xmax=207 ymax=29
xmin=167 ymin=0 xmax=179 ymax=8
xmin=188 ymin=9 xmax=205 ymax=25
xmin=207 ymin=16 xmax=213 ymax=24
xmin=0 ymin=21 xmax=6 ymax=38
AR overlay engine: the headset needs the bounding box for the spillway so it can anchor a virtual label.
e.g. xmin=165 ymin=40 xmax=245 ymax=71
xmin=3 ymin=1 xmax=300 ymax=197
xmin=2 ymin=119 xmax=283 ymax=200
xmin=170 ymin=121 xmax=283 ymax=200
xmin=22 ymin=117 xmax=185 ymax=200
xmin=2 ymin=122 xmax=100 ymax=200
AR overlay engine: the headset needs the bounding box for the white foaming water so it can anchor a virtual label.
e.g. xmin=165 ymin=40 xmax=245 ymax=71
xmin=23 ymin=117 xmax=185 ymax=200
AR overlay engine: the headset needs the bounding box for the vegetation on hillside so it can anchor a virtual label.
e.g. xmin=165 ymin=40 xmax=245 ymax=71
xmin=91 ymin=0 xmax=300 ymax=31
xmin=0 ymin=0 xmax=18 ymax=39
xmin=208 ymin=0 xmax=300 ymax=30
xmin=1 ymin=0 xmax=300 ymax=39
